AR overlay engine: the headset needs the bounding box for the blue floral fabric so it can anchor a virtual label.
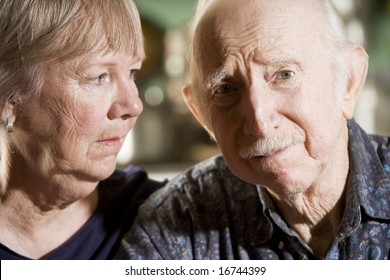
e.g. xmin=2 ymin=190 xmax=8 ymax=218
xmin=117 ymin=119 xmax=390 ymax=260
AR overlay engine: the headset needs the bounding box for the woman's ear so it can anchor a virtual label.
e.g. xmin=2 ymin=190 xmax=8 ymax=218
xmin=182 ymin=84 xmax=214 ymax=137
xmin=342 ymin=45 xmax=369 ymax=119
xmin=1 ymin=102 xmax=16 ymax=123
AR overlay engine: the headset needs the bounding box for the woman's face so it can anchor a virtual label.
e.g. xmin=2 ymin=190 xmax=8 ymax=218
xmin=13 ymin=51 xmax=143 ymax=183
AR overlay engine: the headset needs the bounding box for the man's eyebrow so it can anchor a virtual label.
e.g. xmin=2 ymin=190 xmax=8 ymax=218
xmin=265 ymin=59 xmax=300 ymax=69
xmin=203 ymin=65 xmax=230 ymax=91
xmin=250 ymin=53 xmax=302 ymax=70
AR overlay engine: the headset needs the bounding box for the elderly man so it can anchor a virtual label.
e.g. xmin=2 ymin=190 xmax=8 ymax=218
xmin=118 ymin=0 xmax=389 ymax=259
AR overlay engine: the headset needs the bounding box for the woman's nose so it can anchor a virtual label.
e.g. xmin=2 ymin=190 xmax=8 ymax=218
xmin=108 ymin=82 xmax=143 ymax=120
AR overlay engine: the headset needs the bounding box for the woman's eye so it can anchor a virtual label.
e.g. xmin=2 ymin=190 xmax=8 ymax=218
xmin=275 ymin=70 xmax=295 ymax=80
xmin=129 ymin=69 xmax=139 ymax=80
xmin=93 ymin=73 xmax=109 ymax=86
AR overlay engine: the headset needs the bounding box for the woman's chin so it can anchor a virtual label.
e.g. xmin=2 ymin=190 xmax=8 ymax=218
xmin=76 ymin=158 xmax=118 ymax=183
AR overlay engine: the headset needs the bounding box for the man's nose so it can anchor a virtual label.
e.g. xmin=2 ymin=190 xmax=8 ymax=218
xmin=242 ymin=85 xmax=279 ymax=138
xmin=108 ymin=80 xmax=143 ymax=120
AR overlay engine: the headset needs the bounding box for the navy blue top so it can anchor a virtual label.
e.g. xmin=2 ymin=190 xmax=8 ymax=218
xmin=0 ymin=166 xmax=164 ymax=260
xmin=118 ymin=120 xmax=390 ymax=260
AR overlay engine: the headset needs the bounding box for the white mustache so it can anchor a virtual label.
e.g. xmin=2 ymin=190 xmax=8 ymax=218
xmin=239 ymin=132 xmax=305 ymax=159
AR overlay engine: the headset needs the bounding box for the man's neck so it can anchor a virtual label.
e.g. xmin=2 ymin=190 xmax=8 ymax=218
xmin=276 ymin=187 xmax=346 ymax=257
xmin=267 ymin=148 xmax=350 ymax=258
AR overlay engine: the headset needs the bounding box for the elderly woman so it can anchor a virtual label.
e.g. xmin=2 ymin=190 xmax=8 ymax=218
xmin=0 ymin=0 xmax=162 ymax=259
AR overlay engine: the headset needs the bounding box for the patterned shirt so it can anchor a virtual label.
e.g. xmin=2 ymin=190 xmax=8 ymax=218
xmin=117 ymin=119 xmax=390 ymax=260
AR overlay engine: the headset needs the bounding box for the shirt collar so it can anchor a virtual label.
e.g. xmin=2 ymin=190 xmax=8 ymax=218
xmin=347 ymin=119 xmax=390 ymax=220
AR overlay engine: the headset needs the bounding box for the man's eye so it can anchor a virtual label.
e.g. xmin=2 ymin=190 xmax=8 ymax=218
xmin=215 ymin=84 xmax=234 ymax=95
xmin=275 ymin=70 xmax=295 ymax=80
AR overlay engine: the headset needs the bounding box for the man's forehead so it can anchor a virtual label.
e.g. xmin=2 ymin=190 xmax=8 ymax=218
xmin=194 ymin=0 xmax=326 ymax=64
xmin=196 ymin=0 xmax=323 ymax=35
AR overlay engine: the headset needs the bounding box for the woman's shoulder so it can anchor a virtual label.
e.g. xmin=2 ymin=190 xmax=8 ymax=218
xmin=99 ymin=166 xmax=165 ymax=205
xmin=97 ymin=166 xmax=165 ymax=232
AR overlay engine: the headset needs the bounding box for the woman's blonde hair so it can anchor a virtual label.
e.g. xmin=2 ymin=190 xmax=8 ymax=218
xmin=0 ymin=0 xmax=144 ymax=194
xmin=0 ymin=0 xmax=144 ymax=110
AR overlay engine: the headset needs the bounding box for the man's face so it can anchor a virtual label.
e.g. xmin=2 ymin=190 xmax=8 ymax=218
xmin=193 ymin=0 xmax=351 ymax=196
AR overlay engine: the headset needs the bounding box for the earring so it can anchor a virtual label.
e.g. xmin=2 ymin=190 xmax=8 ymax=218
xmin=6 ymin=117 xmax=13 ymax=133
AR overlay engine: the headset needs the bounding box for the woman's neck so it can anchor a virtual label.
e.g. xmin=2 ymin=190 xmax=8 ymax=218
xmin=0 ymin=183 xmax=99 ymax=259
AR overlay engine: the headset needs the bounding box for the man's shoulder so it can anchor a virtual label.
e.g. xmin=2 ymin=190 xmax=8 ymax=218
xmin=367 ymin=133 xmax=390 ymax=169
xmin=368 ymin=133 xmax=390 ymax=152
xmin=124 ymin=155 xmax=263 ymax=260
xmin=139 ymin=155 xmax=257 ymax=214
xmin=349 ymin=120 xmax=390 ymax=172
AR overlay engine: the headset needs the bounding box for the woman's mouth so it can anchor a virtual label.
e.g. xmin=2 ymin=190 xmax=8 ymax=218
xmin=96 ymin=137 xmax=123 ymax=147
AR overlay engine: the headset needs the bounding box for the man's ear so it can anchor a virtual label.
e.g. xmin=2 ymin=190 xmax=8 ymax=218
xmin=342 ymin=45 xmax=369 ymax=119
xmin=182 ymin=84 xmax=214 ymax=136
